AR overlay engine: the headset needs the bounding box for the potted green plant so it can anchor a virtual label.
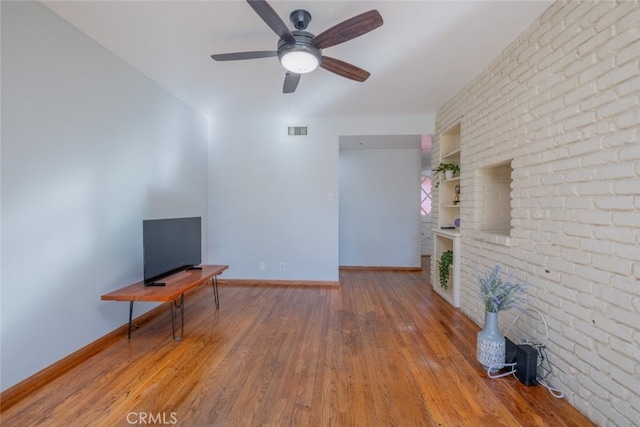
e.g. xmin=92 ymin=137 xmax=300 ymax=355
xmin=438 ymin=250 xmax=453 ymax=289
xmin=476 ymin=265 xmax=527 ymax=372
xmin=432 ymin=162 xmax=460 ymax=187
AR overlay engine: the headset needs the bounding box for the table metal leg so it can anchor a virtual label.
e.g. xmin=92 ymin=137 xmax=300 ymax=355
xmin=128 ymin=301 xmax=134 ymax=339
xmin=170 ymin=294 xmax=185 ymax=341
xmin=212 ymin=275 xmax=220 ymax=309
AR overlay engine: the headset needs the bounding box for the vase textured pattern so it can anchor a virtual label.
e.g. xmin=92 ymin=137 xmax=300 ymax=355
xmin=477 ymin=311 xmax=505 ymax=371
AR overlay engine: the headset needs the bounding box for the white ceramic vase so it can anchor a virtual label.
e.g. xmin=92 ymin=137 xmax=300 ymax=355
xmin=477 ymin=311 xmax=505 ymax=372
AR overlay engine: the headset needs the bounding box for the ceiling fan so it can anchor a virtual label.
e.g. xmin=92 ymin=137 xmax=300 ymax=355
xmin=211 ymin=0 xmax=383 ymax=93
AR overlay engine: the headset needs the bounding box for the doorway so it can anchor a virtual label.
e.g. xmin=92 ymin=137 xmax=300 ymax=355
xmin=338 ymin=135 xmax=422 ymax=267
xmin=420 ymin=135 xmax=433 ymax=256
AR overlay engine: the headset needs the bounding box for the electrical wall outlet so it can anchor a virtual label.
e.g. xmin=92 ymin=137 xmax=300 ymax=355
xmin=279 ymin=262 xmax=286 ymax=271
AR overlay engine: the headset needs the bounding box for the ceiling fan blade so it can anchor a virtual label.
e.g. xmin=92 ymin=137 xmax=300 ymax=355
xmin=246 ymin=0 xmax=295 ymax=43
xmin=314 ymin=10 xmax=383 ymax=49
xmin=283 ymin=72 xmax=301 ymax=93
xmin=320 ymin=56 xmax=370 ymax=82
xmin=211 ymin=51 xmax=277 ymax=61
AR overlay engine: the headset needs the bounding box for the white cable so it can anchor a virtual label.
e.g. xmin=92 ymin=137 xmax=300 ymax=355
xmin=504 ymin=308 xmax=549 ymax=347
xmin=536 ymin=377 xmax=565 ymax=398
xmin=486 ymin=362 xmax=517 ymax=379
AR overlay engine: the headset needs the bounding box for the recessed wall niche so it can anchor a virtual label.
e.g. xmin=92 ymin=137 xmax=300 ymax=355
xmin=476 ymin=161 xmax=512 ymax=236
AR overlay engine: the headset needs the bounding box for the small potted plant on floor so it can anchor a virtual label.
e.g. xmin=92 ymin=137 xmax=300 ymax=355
xmin=476 ymin=265 xmax=527 ymax=372
xmin=432 ymin=162 xmax=460 ymax=187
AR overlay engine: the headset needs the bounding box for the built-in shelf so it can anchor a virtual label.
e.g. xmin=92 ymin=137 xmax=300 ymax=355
xmin=433 ymin=230 xmax=460 ymax=307
xmin=433 ymin=121 xmax=461 ymax=308
xmin=442 ymin=148 xmax=460 ymax=160
xmin=433 ymin=229 xmax=461 ymax=238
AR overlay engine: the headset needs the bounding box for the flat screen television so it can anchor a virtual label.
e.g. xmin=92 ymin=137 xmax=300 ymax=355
xmin=143 ymin=216 xmax=202 ymax=285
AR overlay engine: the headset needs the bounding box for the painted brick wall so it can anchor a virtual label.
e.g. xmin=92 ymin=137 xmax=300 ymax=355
xmin=434 ymin=1 xmax=639 ymax=425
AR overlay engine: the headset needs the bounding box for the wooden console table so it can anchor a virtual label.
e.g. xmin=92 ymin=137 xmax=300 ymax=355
xmin=101 ymin=265 xmax=228 ymax=341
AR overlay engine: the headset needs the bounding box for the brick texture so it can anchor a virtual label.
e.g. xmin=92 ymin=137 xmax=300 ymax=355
xmin=434 ymin=1 xmax=640 ymax=425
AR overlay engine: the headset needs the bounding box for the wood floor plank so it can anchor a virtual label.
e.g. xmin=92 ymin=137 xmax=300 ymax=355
xmin=0 ymin=258 xmax=594 ymax=426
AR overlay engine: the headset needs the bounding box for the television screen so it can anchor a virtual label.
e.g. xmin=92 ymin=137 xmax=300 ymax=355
xmin=143 ymin=217 xmax=202 ymax=285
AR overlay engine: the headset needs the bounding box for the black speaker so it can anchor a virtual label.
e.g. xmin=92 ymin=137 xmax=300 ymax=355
xmin=515 ymin=344 xmax=538 ymax=385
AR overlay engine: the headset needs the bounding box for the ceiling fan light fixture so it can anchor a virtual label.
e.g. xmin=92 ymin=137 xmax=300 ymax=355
xmin=277 ymin=34 xmax=321 ymax=74
xmin=280 ymin=50 xmax=319 ymax=73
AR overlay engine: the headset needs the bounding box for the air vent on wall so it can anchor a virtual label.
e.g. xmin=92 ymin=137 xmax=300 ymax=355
xmin=287 ymin=125 xmax=308 ymax=137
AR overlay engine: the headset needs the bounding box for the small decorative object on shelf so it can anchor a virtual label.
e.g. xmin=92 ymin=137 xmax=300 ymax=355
xmin=438 ymin=250 xmax=454 ymax=289
xmin=432 ymin=162 xmax=460 ymax=188
xmin=454 ymin=218 xmax=460 ymax=228
xmin=476 ymin=265 xmax=527 ymax=372
xmin=453 ymin=184 xmax=460 ymax=205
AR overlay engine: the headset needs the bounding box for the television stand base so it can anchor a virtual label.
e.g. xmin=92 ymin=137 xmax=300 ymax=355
xmin=145 ymin=282 xmax=166 ymax=287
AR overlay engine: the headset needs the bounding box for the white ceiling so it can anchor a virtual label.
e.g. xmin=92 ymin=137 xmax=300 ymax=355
xmin=42 ymin=0 xmax=553 ymax=120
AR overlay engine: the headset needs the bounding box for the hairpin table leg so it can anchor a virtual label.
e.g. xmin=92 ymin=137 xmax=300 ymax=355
xmin=212 ymin=275 xmax=220 ymax=309
xmin=170 ymin=294 xmax=185 ymax=341
xmin=128 ymin=301 xmax=134 ymax=339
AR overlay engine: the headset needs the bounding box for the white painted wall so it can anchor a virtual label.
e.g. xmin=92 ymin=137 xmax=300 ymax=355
xmin=1 ymin=2 xmax=208 ymax=390
xmin=207 ymin=116 xmax=433 ymax=281
xmin=435 ymin=1 xmax=640 ymax=425
xmin=339 ymin=146 xmax=421 ymax=267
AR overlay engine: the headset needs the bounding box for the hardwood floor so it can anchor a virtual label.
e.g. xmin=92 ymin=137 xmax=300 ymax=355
xmin=1 ymin=258 xmax=593 ymax=426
